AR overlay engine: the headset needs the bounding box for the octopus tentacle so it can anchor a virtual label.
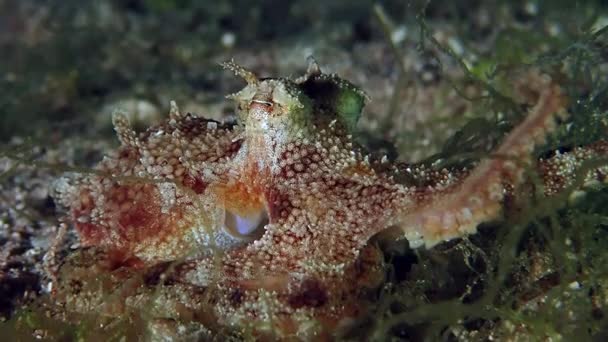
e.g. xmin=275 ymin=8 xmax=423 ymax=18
xmin=397 ymin=71 xmax=568 ymax=247
xmin=54 ymin=105 xmax=245 ymax=262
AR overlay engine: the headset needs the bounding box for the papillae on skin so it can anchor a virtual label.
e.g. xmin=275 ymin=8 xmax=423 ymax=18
xmin=51 ymin=58 xmax=608 ymax=340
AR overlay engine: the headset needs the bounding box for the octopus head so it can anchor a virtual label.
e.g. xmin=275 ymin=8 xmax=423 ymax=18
xmin=223 ymin=61 xmax=313 ymax=141
xmin=222 ymin=57 xmax=368 ymax=140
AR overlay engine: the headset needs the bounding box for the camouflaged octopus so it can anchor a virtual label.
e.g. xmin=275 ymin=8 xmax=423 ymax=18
xmin=52 ymin=59 xmax=608 ymax=340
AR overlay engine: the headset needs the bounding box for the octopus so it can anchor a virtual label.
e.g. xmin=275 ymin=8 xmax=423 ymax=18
xmin=50 ymin=59 xmax=608 ymax=340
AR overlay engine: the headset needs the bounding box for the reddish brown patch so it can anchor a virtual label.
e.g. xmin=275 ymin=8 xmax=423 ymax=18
xmin=117 ymin=205 xmax=156 ymax=235
xmin=103 ymin=250 xmax=146 ymax=270
xmin=287 ymin=278 xmax=328 ymax=309
xmin=73 ymin=219 xmax=104 ymax=246
xmin=72 ymin=190 xmax=105 ymax=246
xmin=109 ymin=184 xmax=166 ymax=244
xmin=265 ymin=188 xmax=294 ymax=222
xmin=351 ymin=244 xmax=384 ymax=289
xmin=228 ymin=139 xmax=244 ymax=156
xmin=70 ymin=177 xmax=195 ymax=260
xmin=591 ymin=140 xmax=608 ymax=153
xmin=183 ymin=175 xmax=208 ymax=194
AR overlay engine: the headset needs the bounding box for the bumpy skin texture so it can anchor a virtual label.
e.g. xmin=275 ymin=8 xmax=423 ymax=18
xmin=53 ymin=60 xmax=607 ymax=339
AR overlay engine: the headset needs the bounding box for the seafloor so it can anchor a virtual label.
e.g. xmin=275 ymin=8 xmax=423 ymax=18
xmin=1 ymin=0 xmax=608 ymax=340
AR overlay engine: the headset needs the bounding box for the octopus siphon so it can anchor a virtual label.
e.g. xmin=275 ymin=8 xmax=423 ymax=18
xmin=50 ymin=59 xmax=608 ymax=340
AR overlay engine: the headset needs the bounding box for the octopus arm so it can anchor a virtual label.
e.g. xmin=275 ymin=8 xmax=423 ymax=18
xmin=396 ymin=71 xmax=570 ymax=248
xmin=55 ymin=103 xmax=244 ymax=262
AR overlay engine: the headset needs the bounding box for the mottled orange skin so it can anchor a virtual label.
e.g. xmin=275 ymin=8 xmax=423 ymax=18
xmin=52 ymin=63 xmax=607 ymax=340
xmin=220 ymin=167 xmax=268 ymax=217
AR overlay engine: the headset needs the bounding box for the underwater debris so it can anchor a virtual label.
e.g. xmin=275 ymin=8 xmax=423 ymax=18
xmin=37 ymin=58 xmax=608 ymax=340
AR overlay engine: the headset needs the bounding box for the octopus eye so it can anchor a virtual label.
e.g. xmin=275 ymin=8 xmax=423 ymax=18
xmin=251 ymin=99 xmax=273 ymax=106
xmin=223 ymin=209 xmax=268 ymax=241
xmin=250 ymin=99 xmax=274 ymax=112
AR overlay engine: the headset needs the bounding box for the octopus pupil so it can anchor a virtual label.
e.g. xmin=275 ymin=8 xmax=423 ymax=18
xmin=223 ymin=209 xmax=267 ymax=240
